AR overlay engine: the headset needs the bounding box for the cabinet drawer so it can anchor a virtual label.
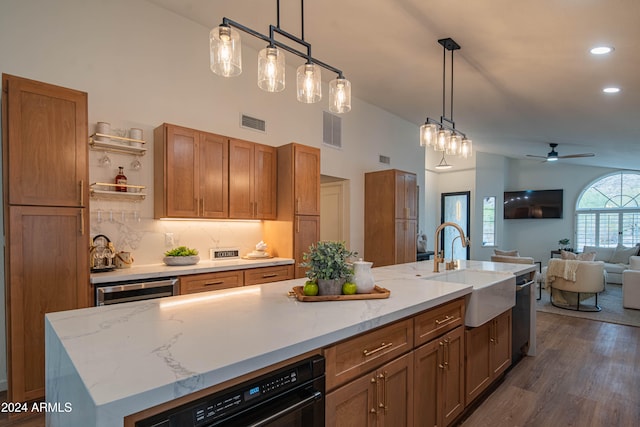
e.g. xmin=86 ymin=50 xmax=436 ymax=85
xmin=244 ymin=265 xmax=294 ymax=285
xmin=414 ymin=297 xmax=465 ymax=346
xmin=180 ymin=271 xmax=244 ymax=294
xmin=324 ymin=318 xmax=413 ymax=391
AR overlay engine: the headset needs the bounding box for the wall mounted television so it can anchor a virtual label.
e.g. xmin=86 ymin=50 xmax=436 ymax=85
xmin=504 ymin=189 xmax=563 ymax=219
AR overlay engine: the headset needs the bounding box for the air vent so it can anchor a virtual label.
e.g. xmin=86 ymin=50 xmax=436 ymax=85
xmin=240 ymin=114 xmax=266 ymax=133
xmin=323 ymin=111 xmax=342 ymax=149
xmin=379 ymin=155 xmax=391 ymax=165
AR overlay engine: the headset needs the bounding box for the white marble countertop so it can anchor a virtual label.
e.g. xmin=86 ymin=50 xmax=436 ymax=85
xmin=46 ymin=260 xmax=535 ymax=426
xmin=90 ymin=257 xmax=295 ymax=284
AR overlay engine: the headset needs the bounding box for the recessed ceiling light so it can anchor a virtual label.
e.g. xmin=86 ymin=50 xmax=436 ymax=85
xmin=590 ymin=46 xmax=614 ymax=55
xmin=603 ymin=87 xmax=621 ymax=94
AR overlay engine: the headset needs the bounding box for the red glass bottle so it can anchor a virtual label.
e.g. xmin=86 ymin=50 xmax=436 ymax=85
xmin=115 ymin=166 xmax=127 ymax=192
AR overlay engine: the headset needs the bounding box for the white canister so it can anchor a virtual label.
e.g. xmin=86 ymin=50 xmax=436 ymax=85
xmin=129 ymin=128 xmax=142 ymax=146
xmin=353 ymin=259 xmax=375 ymax=294
xmin=96 ymin=122 xmax=111 ymax=141
xmin=115 ymin=251 xmax=134 ymax=269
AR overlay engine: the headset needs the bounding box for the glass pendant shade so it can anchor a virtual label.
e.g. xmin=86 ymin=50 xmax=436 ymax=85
xmin=329 ymin=78 xmax=351 ymax=113
xmin=447 ymin=133 xmax=461 ymax=155
xmin=258 ymin=46 xmax=285 ymax=92
xmin=460 ymin=138 xmax=473 ymax=158
xmin=210 ymin=26 xmax=242 ymax=77
xmin=435 ymin=129 xmax=450 ymax=152
xmin=420 ymin=123 xmax=438 ymax=147
xmin=296 ymin=63 xmax=322 ymax=103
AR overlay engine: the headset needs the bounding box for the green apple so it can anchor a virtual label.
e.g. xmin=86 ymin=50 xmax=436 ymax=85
xmin=342 ymin=282 xmax=357 ymax=295
xmin=303 ymin=281 xmax=319 ymax=296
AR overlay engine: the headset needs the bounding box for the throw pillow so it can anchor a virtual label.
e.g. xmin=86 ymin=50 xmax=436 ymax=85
xmin=583 ymin=245 xmax=614 ymax=262
xmin=577 ymin=251 xmax=596 ymax=261
xmin=560 ymin=250 xmax=577 ymax=260
xmin=494 ymin=249 xmax=519 ymax=257
xmin=610 ymin=245 xmax=639 ymax=264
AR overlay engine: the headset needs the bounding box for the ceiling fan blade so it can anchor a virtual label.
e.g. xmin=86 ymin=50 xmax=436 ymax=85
xmin=526 ymin=154 xmax=548 ymax=159
xmin=557 ymin=153 xmax=595 ymax=159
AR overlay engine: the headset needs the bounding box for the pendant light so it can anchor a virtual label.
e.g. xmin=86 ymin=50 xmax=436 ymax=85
xmin=211 ymin=0 xmax=351 ymax=112
xmin=420 ymin=38 xmax=472 ymax=159
xmin=258 ymin=45 xmax=285 ymax=92
xmin=435 ymin=152 xmax=453 ymax=170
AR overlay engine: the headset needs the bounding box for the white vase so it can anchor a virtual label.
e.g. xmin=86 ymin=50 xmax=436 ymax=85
xmin=353 ymin=259 xmax=375 ymax=293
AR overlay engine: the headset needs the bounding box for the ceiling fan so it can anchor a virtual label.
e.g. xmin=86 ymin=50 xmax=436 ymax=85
xmin=526 ymin=143 xmax=595 ymax=162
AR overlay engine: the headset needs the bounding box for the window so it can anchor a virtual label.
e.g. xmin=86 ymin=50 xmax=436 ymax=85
xmin=482 ymin=196 xmax=496 ymax=247
xmin=576 ymin=171 xmax=640 ymax=248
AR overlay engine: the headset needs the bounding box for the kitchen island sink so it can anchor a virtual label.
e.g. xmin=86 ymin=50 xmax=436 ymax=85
xmin=426 ymin=269 xmax=516 ymax=327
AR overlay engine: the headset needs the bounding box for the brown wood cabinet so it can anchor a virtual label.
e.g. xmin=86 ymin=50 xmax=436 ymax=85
xmin=326 ymin=352 xmax=414 ymax=427
xmin=228 ymin=139 xmax=277 ymax=219
xmin=263 ymin=143 xmax=321 ymax=278
xmin=2 ymin=74 xmax=90 ymax=402
xmin=244 ymin=264 xmax=294 ymax=286
xmin=465 ymin=309 xmax=512 ymax=405
xmin=365 ymin=169 xmax=417 ymax=267
xmin=179 ymin=270 xmax=244 ymax=295
xmin=154 ymin=124 xmax=228 ymax=219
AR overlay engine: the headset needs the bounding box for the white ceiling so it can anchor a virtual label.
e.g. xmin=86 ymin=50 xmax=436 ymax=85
xmin=147 ymin=0 xmax=640 ymax=170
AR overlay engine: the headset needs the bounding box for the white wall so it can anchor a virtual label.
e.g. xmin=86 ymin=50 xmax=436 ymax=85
xmin=0 ymin=0 xmax=425 ymax=389
xmin=474 ymin=152 xmax=508 ymax=260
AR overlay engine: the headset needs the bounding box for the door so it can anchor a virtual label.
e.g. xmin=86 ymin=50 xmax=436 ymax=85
xmin=320 ymin=179 xmax=349 ymax=244
xmin=441 ymin=192 xmax=470 ymax=260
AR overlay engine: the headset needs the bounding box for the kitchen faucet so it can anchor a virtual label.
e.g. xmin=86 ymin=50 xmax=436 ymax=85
xmin=433 ymin=222 xmax=470 ymax=273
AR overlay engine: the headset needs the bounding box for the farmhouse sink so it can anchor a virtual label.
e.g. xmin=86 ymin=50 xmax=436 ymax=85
xmin=427 ymin=269 xmax=516 ymax=327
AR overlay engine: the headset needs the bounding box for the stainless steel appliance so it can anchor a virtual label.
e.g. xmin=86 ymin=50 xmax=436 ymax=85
xmin=95 ymin=277 xmax=179 ymax=306
xmin=512 ymin=273 xmax=534 ymax=364
xmin=135 ymin=355 xmax=325 ymax=427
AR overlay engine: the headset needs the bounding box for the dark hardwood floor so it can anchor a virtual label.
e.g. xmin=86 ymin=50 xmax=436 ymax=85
xmin=1 ymin=311 xmax=638 ymax=427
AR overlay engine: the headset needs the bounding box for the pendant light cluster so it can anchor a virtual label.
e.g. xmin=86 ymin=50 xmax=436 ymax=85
xmin=420 ymin=38 xmax=472 ymax=164
xmin=210 ymin=0 xmax=351 ymax=113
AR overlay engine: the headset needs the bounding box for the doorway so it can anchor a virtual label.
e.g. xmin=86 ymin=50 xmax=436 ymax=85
xmin=441 ymin=191 xmax=470 ymax=260
xmin=320 ymin=176 xmax=350 ymax=246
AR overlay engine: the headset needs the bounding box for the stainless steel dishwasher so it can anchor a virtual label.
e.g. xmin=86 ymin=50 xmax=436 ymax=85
xmin=512 ymin=273 xmax=533 ymax=364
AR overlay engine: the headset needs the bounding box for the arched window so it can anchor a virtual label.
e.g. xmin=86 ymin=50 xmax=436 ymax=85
xmin=576 ymin=171 xmax=640 ymax=248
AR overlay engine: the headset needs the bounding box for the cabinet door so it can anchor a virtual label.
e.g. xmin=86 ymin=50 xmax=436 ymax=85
xmin=464 ymin=321 xmax=492 ymax=405
xmin=165 ymin=125 xmax=199 ymax=217
xmin=254 ymin=143 xmax=277 ymax=219
xmin=4 ymin=75 xmax=87 ymax=207
xmin=180 ymin=271 xmax=244 ymax=295
xmin=379 ymin=352 xmax=413 ymax=427
xmin=244 ymin=265 xmax=294 ymax=286
xmin=395 ymin=219 xmax=417 ymax=264
xmin=7 ymin=206 xmax=89 ymax=402
xmin=200 ymin=132 xmax=228 ymax=218
xmin=326 ymin=371 xmax=376 ymax=427
xmin=229 ymin=139 xmax=254 ymax=219
xmin=294 ymin=215 xmax=320 ymax=279
xmin=394 ymin=171 xmax=417 ymax=220
xmin=442 ymin=327 xmax=464 ymax=426
xmin=293 ymin=144 xmax=320 ymax=215
xmin=492 ymin=310 xmax=512 ymax=378
xmin=414 ymin=339 xmax=441 ymax=427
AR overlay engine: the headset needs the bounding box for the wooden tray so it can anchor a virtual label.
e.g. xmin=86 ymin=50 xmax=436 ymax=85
xmin=289 ymin=285 xmax=390 ymax=302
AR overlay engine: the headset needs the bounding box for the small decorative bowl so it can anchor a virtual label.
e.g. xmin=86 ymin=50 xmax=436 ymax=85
xmin=163 ymin=255 xmax=200 ymax=266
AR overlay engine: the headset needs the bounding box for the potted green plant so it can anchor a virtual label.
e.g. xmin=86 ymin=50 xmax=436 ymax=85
xmin=301 ymin=241 xmax=357 ymax=295
xmin=163 ymin=246 xmax=200 ymax=266
xmin=558 ymin=238 xmax=570 ymax=250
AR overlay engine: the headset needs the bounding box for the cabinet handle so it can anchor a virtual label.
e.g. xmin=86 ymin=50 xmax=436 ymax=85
xmin=378 ymin=372 xmax=388 ymax=412
xmin=296 ymin=197 xmax=300 ymax=213
xmin=490 ymin=321 xmax=496 ymax=343
xmin=363 ymin=342 xmax=393 ymax=357
xmin=404 ymin=207 xmax=409 ymax=218
xmin=443 ymin=338 xmax=450 ymax=369
xmin=438 ymin=341 xmax=445 ymax=369
xmin=494 ymin=320 xmax=499 ymax=344
xmin=435 ymin=315 xmax=454 ymax=325
xmin=205 ymin=281 xmax=224 ymax=286
xmin=370 ymin=376 xmax=378 ymax=414
xmin=262 ymin=273 xmax=278 ymax=278
xmin=79 ymin=180 xmax=84 ymax=206
xmin=79 ymin=210 xmax=84 ymax=235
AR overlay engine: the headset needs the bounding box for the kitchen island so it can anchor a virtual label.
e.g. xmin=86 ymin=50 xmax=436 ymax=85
xmin=45 ymin=260 xmax=536 ymax=426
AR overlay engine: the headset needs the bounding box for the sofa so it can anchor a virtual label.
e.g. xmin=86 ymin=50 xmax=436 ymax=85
xmin=622 ymin=256 xmax=640 ymax=309
xmin=582 ymin=244 xmax=640 ymax=284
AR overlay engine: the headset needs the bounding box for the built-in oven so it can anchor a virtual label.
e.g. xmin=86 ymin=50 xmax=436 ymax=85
xmin=95 ymin=277 xmax=179 ymax=306
xmin=135 ymin=355 xmax=325 ymax=427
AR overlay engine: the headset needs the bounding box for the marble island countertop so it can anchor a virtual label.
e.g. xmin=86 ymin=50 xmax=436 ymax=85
xmin=46 ymin=260 xmax=536 ymax=426
xmin=90 ymin=257 xmax=295 ymax=284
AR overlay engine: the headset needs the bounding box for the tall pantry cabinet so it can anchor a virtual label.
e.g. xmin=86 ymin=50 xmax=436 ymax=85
xmin=264 ymin=143 xmax=320 ymax=278
xmin=2 ymin=75 xmax=90 ymax=402
xmin=364 ymin=169 xmax=417 ymax=267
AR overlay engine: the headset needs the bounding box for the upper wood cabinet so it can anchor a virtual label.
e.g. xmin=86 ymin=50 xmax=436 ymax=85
xmin=4 ymin=74 xmax=88 ymax=207
xmin=229 ymin=139 xmax=277 ymax=220
xmin=154 ymin=123 xmax=228 ymax=219
xmin=276 ymin=143 xmax=320 ymax=218
xmin=365 ymin=169 xmax=418 ymax=266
